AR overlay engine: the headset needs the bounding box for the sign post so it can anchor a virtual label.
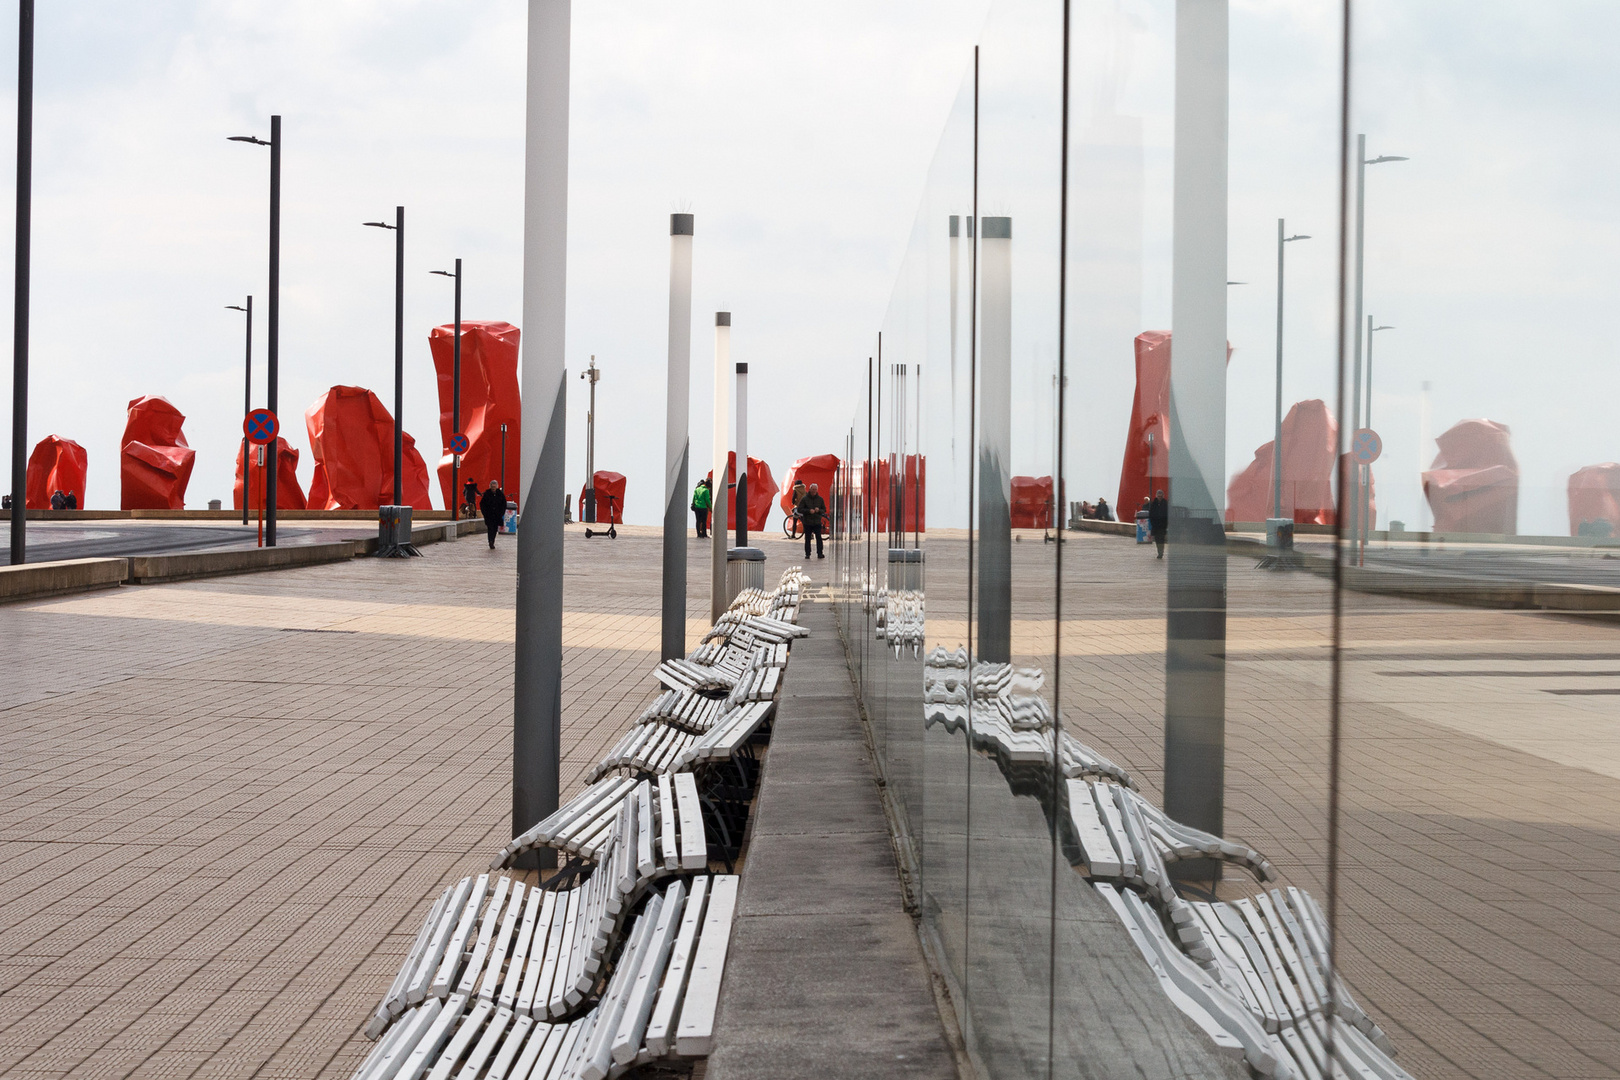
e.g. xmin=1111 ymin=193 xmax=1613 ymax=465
xmin=244 ymin=410 xmax=279 ymax=549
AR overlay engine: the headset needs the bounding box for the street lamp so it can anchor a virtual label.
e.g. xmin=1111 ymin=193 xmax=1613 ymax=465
xmin=1361 ymin=319 xmax=1395 ymax=561
xmin=8 ymin=0 xmax=32 ymax=562
xmin=226 ymin=299 xmax=253 ymax=525
xmin=364 ymin=209 xmax=405 ymax=507
xmin=1272 ymin=222 xmax=1311 ymax=520
xmin=579 ymin=357 xmax=600 ymax=523
xmin=227 ymin=117 xmax=281 ymax=544
xmin=1349 ymin=136 xmax=1407 ymax=548
xmin=431 ymin=262 xmax=462 ymax=519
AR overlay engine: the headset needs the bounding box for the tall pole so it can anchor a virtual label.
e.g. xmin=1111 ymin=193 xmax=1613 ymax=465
xmin=266 ymin=115 xmax=280 ymax=544
xmin=1350 ymin=134 xmax=1366 ymax=550
xmin=242 ymin=296 xmax=253 ymax=525
xmin=582 ymin=356 xmax=598 ymax=522
xmin=734 ymin=362 xmax=748 ymax=548
xmin=978 ymin=217 xmax=1012 ymax=663
xmin=452 ymin=259 xmax=462 ymax=518
xmin=1272 ymin=219 xmax=1286 ymax=521
xmin=662 ymin=214 xmax=694 ymax=661
xmin=9 ymin=0 xmax=32 ymax=560
xmin=711 ymin=313 xmax=730 ymax=621
xmin=514 ymin=0 xmax=570 ymax=869
xmin=392 ymin=206 xmax=405 ymax=507
xmin=500 ymin=423 xmax=508 ymax=491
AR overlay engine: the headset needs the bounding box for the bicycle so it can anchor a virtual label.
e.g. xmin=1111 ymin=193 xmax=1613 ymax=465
xmin=782 ymin=510 xmax=803 ymax=540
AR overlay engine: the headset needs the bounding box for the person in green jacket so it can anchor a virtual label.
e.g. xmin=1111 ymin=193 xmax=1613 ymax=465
xmin=691 ymin=478 xmax=713 ymax=538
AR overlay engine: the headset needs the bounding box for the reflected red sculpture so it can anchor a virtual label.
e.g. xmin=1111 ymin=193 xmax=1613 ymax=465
xmin=779 ymin=454 xmax=842 ymax=515
xmin=1011 ymin=475 xmax=1055 ymax=529
xmin=1423 ymin=419 xmax=1518 ymax=534
xmin=705 ymin=453 xmax=777 ymax=532
xmin=304 ymin=386 xmax=433 ymax=510
xmin=579 ymin=470 xmax=626 ymax=524
xmin=863 ymin=454 xmax=926 ymax=533
xmin=1568 ymin=463 xmax=1620 ymax=537
xmin=429 ymin=321 xmax=521 ymax=508
xmin=120 ymin=396 xmax=196 ymax=510
xmin=1225 ymin=399 xmax=1339 ymax=524
xmin=25 ymin=435 xmax=87 ymax=509
xmin=1117 ymin=331 xmax=1172 ymax=518
xmin=234 ymin=436 xmax=307 ymax=511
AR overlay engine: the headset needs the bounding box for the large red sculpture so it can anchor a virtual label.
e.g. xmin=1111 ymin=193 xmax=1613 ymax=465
xmin=1569 ymin=464 xmax=1620 ymax=537
xmin=779 ymin=454 xmax=842 ymax=515
xmin=579 ymin=470 xmax=626 ymax=524
xmin=1117 ymin=331 xmax=1172 ymax=518
xmin=304 ymin=386 xmax=433 ymax=510
xmin=120 ymin=396 xmax=196 ymax=510
xmin=864 ymin=454 xmax=926 ymax=532
xmin=705 ymin=453 xmax=778 ymax=532
xmin=429 ymin=321 xmax=521 ymax=508
xmin=1011 ymin=475 xmax=1055 ymax=528
xmin=234 ymin=436 xmax=308 ymax=511
xmin=1423 ymin=419 xmax=1518 ymax=534
xmin=1225 ymin=399 xmax=1339 ymax=524
xmin=25 ymin=435 xmax=87 ymax=509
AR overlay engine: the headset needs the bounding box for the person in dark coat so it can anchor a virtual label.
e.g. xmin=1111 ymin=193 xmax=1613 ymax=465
xmin=479 ymin=482 xmax=506 ymax=549
xmin=1095 ymin=497 xmax=1113 ymax=522
xmin=50 ymin=490 xmax=66 ymax=510
xmin=1148 ymin=489 xmax=1169 ymax=558
xmin=797 ymin=483 xmax=828 ymax=559
xmin=463 ymin=478 xmax=480 ymax=518
xmin=64 ymin=491 xmax=77 ymax=509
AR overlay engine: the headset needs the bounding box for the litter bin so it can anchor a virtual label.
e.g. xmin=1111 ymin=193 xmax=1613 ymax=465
xmin=725 ymin=546 xmax=766 ymax=606
xmin=502 ymin=500 xmax=519 ymax=534
xmin=887 ymin=547 xmax=924 ymax=592
xmin=1134 ymin=509 xmax=1151 ymax=544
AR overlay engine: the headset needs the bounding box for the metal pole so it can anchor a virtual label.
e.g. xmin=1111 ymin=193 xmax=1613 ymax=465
xmin=266 ymin=115 xmax=280 ymax=544
xmin=513 ymin=0 xmax=571 ymax=869
xmin=452 ymin=258 xmax=461 ymax=519
xmin=581 ymin=356 xmax=598 ymax=523
xmin=735 ymin=362 xmax=747 ymax=548
xmin=1272 ymin=219 xmax=1285 ymax=521
xmin=978 ymin=218 xmax=1012 ymax=663
xmin=1362 ymin=314 xmax=1375 ymax=562
xmin=393 ymin=205 xmax=405 ymax=508
xmin=661 ymin=214 xmax=694 ymax=660
xmin=500 ymin=423 xmax=507 ymax=491
xmin=9 ymin=0 xmax=32 ymax=560
xmin=243 ymin=296 xmax=253 ymax=525
xmin=1350 ymin=134 xmax=1366 ymax=551
xmin=711 ymin=313 xmax=730 ymax=621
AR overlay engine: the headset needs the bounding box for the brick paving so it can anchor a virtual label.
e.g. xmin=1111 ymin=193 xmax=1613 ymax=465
xmin=0 ymin=524 xmax=802 ymax=1080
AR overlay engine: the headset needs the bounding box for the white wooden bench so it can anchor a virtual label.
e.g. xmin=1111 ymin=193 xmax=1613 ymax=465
xmin=1067 ymin=778 xmax=1276 ymax=888
xmin=492 ymin=771 xmax=707 ymax=872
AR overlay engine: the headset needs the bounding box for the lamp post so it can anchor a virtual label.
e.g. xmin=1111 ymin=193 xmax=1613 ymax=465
xmin=228 ymin=118 xmax=281 ymax=543
xmin=1272 ymin=222 xmax=1310 ymax=521
xmin=1349 ymin=136 xmax=1407 ymax=547
xmin=580 ymin=356 xmax=599 ymax=522
xmin=1361 ymin=319 xmax=1394 ymax=561
xmin=500 ymin=422 xmax=508 ymax=492
xmin=431 ymin=261 xmax=462 ymax=519
xmin=226 ymin=298 xmax=253 ymax=524
xmin=364 ymin=209 xmax=405 ymax=507
xmin=8 ymin=0 xmax=32 ymax=560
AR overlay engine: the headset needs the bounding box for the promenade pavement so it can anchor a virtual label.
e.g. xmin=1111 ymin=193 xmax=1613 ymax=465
xmin=0 ymin=524 xmax=807 ymax=1079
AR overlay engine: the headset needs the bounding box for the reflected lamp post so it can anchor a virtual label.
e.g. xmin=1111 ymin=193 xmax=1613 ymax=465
xmin=431 ymin=261 xmax=462 ymax=519
xmin=1350 ymin=137 xmax=1407 ymax=546
xmin=1272 ymin=223 xmax=1310 ymax=521
xmin=363 ymin=209 xmax=406 ymax=507
xmin=226 ymin=298 xmax=252 ymax=525
xmin=1362 ymin=319 xmax=1395 ymax=560
xmin=227 ymin=117 xmax=281 ymax=543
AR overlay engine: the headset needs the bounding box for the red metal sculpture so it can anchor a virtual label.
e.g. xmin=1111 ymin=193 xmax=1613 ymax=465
xmin=120 ymin=396 xmax=196 ymax=510
xmin=304 ymin=386 xmax=432 ymax=510
xmin=863 ymin=454 xmax=926 ymax=533
xmin=234 ymin=436 xmax=307 ymax=511
xmin=579 ymin=470 xmax=626 ymax=524
xmin=1568 ymin=463 xmax=1620 ymax=538
xmin=779 ymin=454 xmax=841 ymax=516
xmin=25 ymin=435 xmax=87 ymax=509
xmin=1117 ymin=331 xmax=1172 ymax=518
xmin=1423 ymin=419 xmax=1518 ymax=534
xmin=1011 ymin=475 xmax=1055 ymax=529
xmin=1225 ymin=399 xmax=1339 ymax=524
xmin=429 ymin=321 xmax=521 ymax=508
xmin=705 ymin=453 xmax=778 ymax=532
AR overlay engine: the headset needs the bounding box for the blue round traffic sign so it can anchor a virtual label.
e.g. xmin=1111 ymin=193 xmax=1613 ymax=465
xmin=1351 ymin=428 xmax=1382 ymax=464
xmin=449 ymin=432 xmax=470 ymax=456
xmin=244 ymin=409 xmax=280 ymax=445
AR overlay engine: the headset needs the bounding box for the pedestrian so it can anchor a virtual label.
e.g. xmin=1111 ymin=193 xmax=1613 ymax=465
xmin=1096 ymin=496 xmax=1113 ymax=522
xmin=691 ymin=478 xmax=712 ymax=538
xmin=49 ymin=490 xmax=66 ymax=510
xmin=1148 ymin=489 xmax=1169 ymax=558
xmin=64 ymin=491 xmax=77 ymax=509
xmin=463 ymin=478 xmax=479 ymax=518
xmin=479 ymin=482 xmax=505 ymax=549
xmin=798 ymin=483 xmax=828 ymax=560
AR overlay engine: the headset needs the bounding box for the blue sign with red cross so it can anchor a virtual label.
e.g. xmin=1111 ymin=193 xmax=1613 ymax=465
xmin=244 ymin=409 xmax=280 ymax=445
xmin=1351 ymin=428 xmax=1382 ymax=464
xmin=449 ymin=432 xmax=470 ymax=456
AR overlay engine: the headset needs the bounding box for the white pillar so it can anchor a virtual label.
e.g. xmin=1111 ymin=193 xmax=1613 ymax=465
xmin=711 ymin=313 xmax=731 ymax=620
xmin=661 ymin=214 xmax=693 ymax=660
xmin=513 ymin=0 xmax=570 ymax=866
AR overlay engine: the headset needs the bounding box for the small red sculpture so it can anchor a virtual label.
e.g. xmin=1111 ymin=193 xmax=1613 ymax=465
xmin=234 ymin=436 xmax=308 ymax=511
xmin=1568 ymin=463 xmax=1620 ymax=538
xmin=863 ymin=455 xmax=926 ymax=533
xmin=120 ymin=396 xmax=196 ymax=510
xmin=1011 ymin=475 xmax=1055 ymax=529
xmin=705 ymin=453 xmax=778 ymax=532
xmin=1226 ymin=399 xmax=1339 ymax=524
xmin=1117 ymin=331 xmax=1172 ymax=518
xmin=429 ymin=321 xmax=521 ymax=509
xmin=780 ymin=454 xmax=842 ymax=516
xmin=25 ymin=435 xmax=87 ymax=509
xmin=1423 ymin=419 xmax=1518 ymax=534
xmin=579 ymin=470 xmax=626 ymax=524
xmin=304 ymin=386 xmax=433 ymax=510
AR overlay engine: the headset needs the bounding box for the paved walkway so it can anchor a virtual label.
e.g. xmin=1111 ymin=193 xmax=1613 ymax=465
xmin=0 ymin=524 xmax=801 ymax=1079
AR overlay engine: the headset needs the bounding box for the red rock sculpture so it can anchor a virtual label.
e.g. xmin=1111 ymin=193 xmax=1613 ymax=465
xmin=1011 ymin=475 xmax=1055 ymax=528
xmin=779 ymin=454 xmax=842 ymax=515
xmin=579 ymin=470 xmax=626 ymax=524
xmin=234 ymin=436 xmax=308 ymax=511
xmin=705 ymin=453 xmax=778 ymax=533
xmin=864 ymin=455 xmax=926 ymax=533
xmin=1117 ymin=331 xmax=1172 ymax=518
xmin=25 ymin=435 xmax=87 ymax=509
xmin=1225 ymin=399 xmax=1339 ymax=524
xmin=120 ymin=396 xmax=196 ymax=510
xmin=429 ymin=321 xmax=521 ymax=508
xmin=1423 ymin=419 xmax=1518 ymax=534
xmin=1568 ymin=463 xmax=1620 ymax=538
xmin=304 ymin=386 xmax=432 ymax=510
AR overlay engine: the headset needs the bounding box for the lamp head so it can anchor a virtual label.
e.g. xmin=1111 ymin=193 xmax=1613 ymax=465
xmin=430 ymin=269 xmax=455 ymax=278
xmin=362 ymin=221 xmax=396 ymax=230
xmin=225 ymin=305 xmax=246 ymax=312
xmin=227 ymin=135 xmax=269 ymax=146
xmin=1227 ymin=281 xmax=1247 ymax=286
xmin=1366 ymin=154 xmax=1408 ymax=165
xmin=1284 ymin=233 xmax=1311 ymax=242
xmin=1372 ymin=324 xmax=1395 ymax=332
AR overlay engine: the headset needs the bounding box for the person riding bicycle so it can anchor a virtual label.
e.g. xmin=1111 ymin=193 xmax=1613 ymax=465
xmin=796 ymin=483 xmax=828 ymax=559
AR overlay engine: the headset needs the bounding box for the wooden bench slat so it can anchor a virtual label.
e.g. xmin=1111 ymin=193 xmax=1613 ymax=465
xmin=674 ymin=874 xmax=739 ymax=1057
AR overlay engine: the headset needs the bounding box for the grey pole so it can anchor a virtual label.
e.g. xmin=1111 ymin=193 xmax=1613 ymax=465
xmin=949 ymin=215 xmax=959 ymax=463
xmin=1363 ymin=319 xmax=1393 ymax=558
xmin=711 ymin=313 xmax=730 ymax=621
xmin=227 ymin=298 xmax=253 ymax=525
xmin=978 ymin=217 xmax=1012 ymax=663
xmin=1349 ymin=138 xmax=1406 ymax=555
xmin=1273 ymin=221 xmax=1309 ymax=521
xmin=394 ymin=207 xmax=405 ymax=506
xmin=661 ymin=214 xmax=694 ymax=660
xmin=267 ymin=116 xmax=280 ymax=543
xmin=734 ymin=362 xmax=748 ymax=548
xmin=513 ymin=0 xmax=571 ymax=869
xmin=431 ymin=261 xmax=463 ymax=519
xmin=8 ymin=0 xmax=30 ymax=559
xmin=1164 ymin=0 xmax=1229 ymax=864
xmin=581 ymin=356 xmax=599 ymax=522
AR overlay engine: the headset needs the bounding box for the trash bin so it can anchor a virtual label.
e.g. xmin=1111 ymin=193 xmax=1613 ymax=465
xmin=503 ymin=500 xmax=519 ymax=534
xmin=1134 ymin=509 xmax=1151 ymax=544
xmin=725 ymin=546 xmax=766 ymax=606
xmin=887 ymin=547 xmax=924 ymax=592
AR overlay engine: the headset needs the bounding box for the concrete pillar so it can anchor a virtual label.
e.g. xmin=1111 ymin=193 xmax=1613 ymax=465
xmin=711 ymin=313 xmax=731 ymax=621
xmin=1164 ymin=0 xmax=1229 ymax=863
xmin=512 ymin=0 xmax=570 ymax=868
xmin=978 ymin=216 xmax=1012 ymax=663
xmin=735 ymin=362 xmax=748 ymax=548
xmin=661 ymin=214 xmax=693 ymax=661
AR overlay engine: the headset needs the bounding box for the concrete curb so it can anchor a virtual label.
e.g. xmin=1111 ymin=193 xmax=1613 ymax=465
xmin=126 ymin=541 xmax=363 ymax=584
xmin=0 ymin=557 xmax=128 ymax=602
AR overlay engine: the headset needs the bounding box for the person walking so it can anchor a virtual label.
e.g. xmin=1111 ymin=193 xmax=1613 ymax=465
xmin=691 ymin=478 xmax=712 ymax=538
xmin=1148 ymin=489 xmax=1169 ymax=559
xmin=479 ymin=482 xmax=506 ymax=549
xmin=798 ymin=483 xmax=828 ymax=560
xmin=463 ymin=478 xmax=479 ymax=518
xmin=49 ymin=490 xmax=66 ymax=510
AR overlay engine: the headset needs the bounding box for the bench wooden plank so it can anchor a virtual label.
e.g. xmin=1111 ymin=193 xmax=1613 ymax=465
xmin=452 ymin=1004 xmax=511 ymax=1080
xmin=1065 ymin=778 xmax=1121 ymax=877
xmin=516 ymin=891 xmax=562 ymax=1016
xmin=579 ymin=893 xmax=664 ymax=1080
xmin=611 ymin=880 xmax=686 ymax=1066
xmin=673 ymin=772 xmax=706 ymax=870
xmin=498 ymin=887 xmax=544 ymax=1011
xmin=455 ymin=877 xmax=511 ymax=998
xmin=545 ymin=887 xmax=582 ymax=1019
xmin=645 ymin=875 xmax=708 ymax=1057
xmin=657 ymin=774 xmax=678 ymax=871
xmin=421 ymin=996 xmax=486 ymax=1080
xmin=479 ymin=882 xmax=526 ymax=1001
xmin=365 ymin=995 xmax=443 ymax=1080
xmin=431 ymin=874 xmax=489 ymax=1000
xmin=674 ymin=874 xmax=739 ymax=1056
xmin=408 ymin=878 xmax=473 ymax=1005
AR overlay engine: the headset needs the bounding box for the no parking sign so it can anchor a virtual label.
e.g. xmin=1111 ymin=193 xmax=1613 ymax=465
xmin=244 ymin=409 xmax=279 ymax=445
